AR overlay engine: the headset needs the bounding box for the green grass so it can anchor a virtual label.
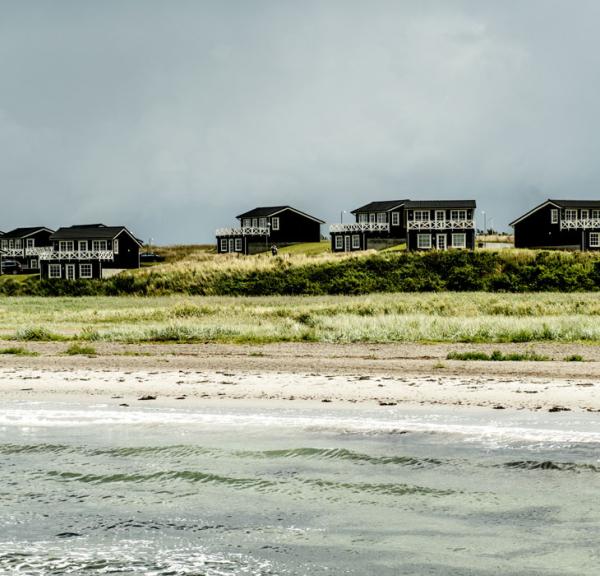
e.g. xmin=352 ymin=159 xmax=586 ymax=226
xmin=64 ymin=343 xmax=97 ymax=356
xmin=2 ymin=293 xmax=600 ymax=345
xmin=447 ymin=350 xmax=550 ymax=361
xmin=564 ymin=354 xmax=585 ymax=362
xmin=277 ymin=241 xmax=331 ymax=256
xmin=0 ymin=346 xmax=38 ymax=356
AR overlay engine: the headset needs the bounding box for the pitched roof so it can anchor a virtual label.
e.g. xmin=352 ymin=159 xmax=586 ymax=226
xmin=236 ymin=206 xmax=325 ymax=224
xmin=509 ymin=199 xmax=600 ymax=227
xmin=51 ymin=225 xmax=143 ymax=245
xmin=405 ymin=200 xmax=476 ymax=209
xmin=351 ymin=200 xmax=409 ymax=213
xmin=2 ymin=227 xmax=54 ymax=238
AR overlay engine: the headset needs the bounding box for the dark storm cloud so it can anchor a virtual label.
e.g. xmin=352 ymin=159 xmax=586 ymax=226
xmin=1 ymin=0 xmax=600 ymax=241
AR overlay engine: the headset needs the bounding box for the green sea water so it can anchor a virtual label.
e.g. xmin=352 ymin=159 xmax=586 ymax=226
xmin=0 ymin=400 xmax=599 ymax=575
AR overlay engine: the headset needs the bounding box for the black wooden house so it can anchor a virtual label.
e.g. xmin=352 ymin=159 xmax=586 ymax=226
xmin=405 ymin=200 xmax=477 ymax=251
xmin=510 ymin=199 xmax=600 ymax=251
xmin=330 ymin=200 xmax=409 ymax=252
xmin=40 ymin=224 xmax=143 ymax=280
xmin=216 ymin=206 xmax=324 ymax=254
xmin=0 ymin=227 xmax=54 ymax=272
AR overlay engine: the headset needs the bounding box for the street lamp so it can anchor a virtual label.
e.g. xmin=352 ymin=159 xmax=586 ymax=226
xmin=340 ymin=210 xmax=347 ymax=224
xmin=481 ymin=210 xmax=487 ymax=235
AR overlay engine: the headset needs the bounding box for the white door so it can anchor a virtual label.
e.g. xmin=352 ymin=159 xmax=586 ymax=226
xmin=344 ymin=236 xmax=351 ymax=252
xmin=66 ymin=264 xmax=76 ymax=280
xmin=437 ymin=235 xmax=446 ymax=250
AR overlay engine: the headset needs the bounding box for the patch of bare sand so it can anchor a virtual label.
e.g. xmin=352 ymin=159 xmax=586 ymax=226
xmin=1 ymin=342 xmax=600 ymax=412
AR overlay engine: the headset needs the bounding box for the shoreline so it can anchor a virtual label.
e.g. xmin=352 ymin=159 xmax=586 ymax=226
xmin=1 ymin=342 xmax=600 ymax=412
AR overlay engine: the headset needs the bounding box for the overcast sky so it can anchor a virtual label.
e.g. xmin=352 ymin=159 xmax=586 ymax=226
xmin=2 ymin=1 xmax=600 ymax=242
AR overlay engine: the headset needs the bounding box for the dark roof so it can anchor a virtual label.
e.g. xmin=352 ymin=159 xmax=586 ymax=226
xmin=351 ymin=200 xmax=409 ymax=213
xmin=2 ymin=227 xmax=54 ymax=238
xmin=405 ymin=200 xmax=476 ymax=209
xmin=549 ymin=199 xmax=600 ymax=208
xmin=51 ymin=225 xmax=143 ymax=245
xmin=236 ymin=206 xmax=325 ymax=224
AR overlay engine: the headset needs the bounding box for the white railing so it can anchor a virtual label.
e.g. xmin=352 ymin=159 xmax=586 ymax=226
xmin=329 ymin=222 xmax=390 ymax=233
xmin=2 ymin=246 xmax=52 ymax=257
xmin=215 ymin=226 xmax=270 ymax=237
xmin=560 ymin=219 xmax=600 ymax=230
xmin=407 ymin=219 xmax=475 ymax=230
xmin=39 ymin=250 xmax=114 ymax=261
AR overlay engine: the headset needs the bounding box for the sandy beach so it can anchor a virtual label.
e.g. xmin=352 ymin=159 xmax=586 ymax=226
xmin=1 ymin=341 xmax=600 ymax=412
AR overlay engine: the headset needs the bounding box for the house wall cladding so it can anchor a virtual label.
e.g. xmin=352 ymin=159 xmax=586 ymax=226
xmin=40 ymin=260 xmax=103 ymax=280
xmin=407 ymin=229 xmax=476 ymax=251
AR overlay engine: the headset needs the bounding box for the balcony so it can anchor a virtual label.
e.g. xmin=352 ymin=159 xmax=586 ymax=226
xmin=39 ymin=250 xmax=114 ymax=261
xmin=329 ymin=222 xmax=390 ymax=233
xmin=215 ymin=226 xmax=270 ymax=237
xmin=560 ymin=219 xmax=600 ymax=230
xmin=407 ymin=219 xmax=475 ymax=230
xmin=2 ymin=246 xmax=52 ymax=257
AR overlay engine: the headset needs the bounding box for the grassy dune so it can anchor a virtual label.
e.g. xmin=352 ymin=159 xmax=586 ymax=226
xmin=2 ymin=293 xmax=600 ymax=344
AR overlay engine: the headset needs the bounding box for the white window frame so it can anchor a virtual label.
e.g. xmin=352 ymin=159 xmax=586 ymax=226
xmin=435 ymin=210 xmax=445 ymax=221
xmin=79 ymin=240 xmax=88 ymax=251
xmin=26 ymin=238 xmax=35 ymax=248
xmin=352 ymin=235 xmax=360 ymax=249
xmin=417 ymin=234 xmax=432 ymax=249
xmin=565 ymin=209 xmax=577 ymax=221
xmin=414 ymin=210 xmax=430 ymax=221
xmin=377 ymin=212 xmax=387 ymax=223
xmin=391 ymin=211 xmax=400 ymax=226
xmin=59 ymin=241 xmax=74 ymax=252
xmin=592 ymin=210 xmax=600 ymax=219
xmin=369 ymin=213 xmax=376 ymax=223
xmin=8 ymin=239 xmax=14 ymax=248
xmin=92 ymin=240 xmax=107 ymax=251
xmin=259 ymin=217 xmax=267 ymax=228
xmin=358 ymin=213 xmax=368 ymax=223
xmin=15 ymin=239 xmax=22 ymax=248
xmin=581 ymin=210 xmax=589 ymax=220
xmin=65 ymin=264 xmax=76 ymax=280
xmin=452 ymin=233 xmax=466 ymax=248
xmin=29 ymin=258 xmax=38 ymax=269
xmin=451 ymin=210 xmax=467 ymax=221
xmin=551 ymin=209 xmax=558 ymax=224
xmin=49 ymin=264 xmax=61 ymax=278
xmin=252 ymin=218 xmax=258 ymax=227
xmin=113 ymin=239 xmax=119 ymax=254
xmin=590 ymin=232 xmax=600 ymax=248
xmin=220 ymin=238 xmax=227 ymax=252
xmin=243 ymin=218 xmax=251 ymax=227
xmin=335 ymin=235 xmax=343 ymax=250
xmin=79 ymin=263 xmax=93 ymax=278
xmin=271 ymin=217 xmax=280 ymax=231
xmin=0 ymin=240 xmax=6 ymax=249
xmin=234 ymin=237 xmax=242 ymax=252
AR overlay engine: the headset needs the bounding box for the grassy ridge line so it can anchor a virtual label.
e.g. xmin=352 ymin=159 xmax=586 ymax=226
xmin=1 ymin=249 xmax=600 ymax=296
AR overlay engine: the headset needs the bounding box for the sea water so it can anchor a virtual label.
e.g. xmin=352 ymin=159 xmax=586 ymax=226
xmin=1 ymin=400 xmax=599 ymax=575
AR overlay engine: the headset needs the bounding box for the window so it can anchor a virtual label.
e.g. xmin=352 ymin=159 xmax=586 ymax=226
xmin=565 ymin=209 xmax=577 ymax=221
xmin=435 ymin=210 xmax=445 ymax=221
xmin=414 ymin=211 xmax=430 ymax=221
xmin=79 ymin=240 xmax=88 ymax=251
xmin=8 ymin=239 xmax=14 ymax=248
xmin=581 ymin=210 xmax=589 ymax=220
xmin=417 ymin=234 xmax=432 ymax=249
xmin=551 ymin=209 xmax=559 ymax=224
xmin=451 ymin=210 xmax=467 ymax=221
xmin=259 ymin=217 xmax=267 ymax=228
xmin=113 ymin=239 xmax=119 ymax=254
xmin=369 ymin=213 xmax=376 ymax=223
xmin=15 ymin=239 xmax=22 ymax=248
xmin=234 ymin=238 xmax=242 ymax=252
xmin=391 ymin=212 xmax=400 ymax=226
xmin=252 ymin=218 xmax=258 ymax=227
xmin=243 ymin=219 xmax=251 ymax=227
xmin=30 ymin=258 xmax=38 ymax=269
xmin=80 ymin=264 xmax=93 ymax=278
xmin=590 ymin=233 xmax=600 ymax=248
xmin=452 ymin=233 xmax=466 ymax=248
xmin=59 ymin=241 xmax=74 ymax=252
xmin=352 ymin=235 xmax=360 ymax=249
xmin=1 ymin=240 xmax=6 ymax=249
xmin=26 ymin=238 xmax=35 ymax=248
xmin=92 ymin=240 xmax=108 ymax=251
xmin=220 ymin=238 xmax=227 ymax=252
xmin=377 ymin=213 xmax=387 ymax=223
xmin=592 ymin=210 xmax=600 ymax=219
xmin=358 ymin=213 xmax=368 ymax=223
xmin=49 ymin=264 xmax=61 ymax=278
xmin=335 ymin=235 xmax=343 ymax=249
xmin=271 ymin=217 xmax=280 ymax=230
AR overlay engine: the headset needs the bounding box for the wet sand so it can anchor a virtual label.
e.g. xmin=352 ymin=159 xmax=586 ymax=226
xmin=1 ymin=341 xmax=600 ymax=412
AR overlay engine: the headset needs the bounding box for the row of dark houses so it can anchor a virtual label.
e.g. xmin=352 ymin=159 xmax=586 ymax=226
xmin=215 ymin=199 xmax=478 ymax=255
xmin=215 ymin=198 xmax=600 ymax=255
xmin=0 ymin=224 xmax=142 ymax=279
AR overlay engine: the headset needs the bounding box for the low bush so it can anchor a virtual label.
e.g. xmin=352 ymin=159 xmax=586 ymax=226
xmin=64 ymin=343 xmax=97 ymax=356
xmin=447 ymin=350 xmax=550 ymax=361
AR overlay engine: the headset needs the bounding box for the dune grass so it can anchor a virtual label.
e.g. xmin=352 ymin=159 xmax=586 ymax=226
xmin=1 ymin=293 xmax=600 ymax=345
